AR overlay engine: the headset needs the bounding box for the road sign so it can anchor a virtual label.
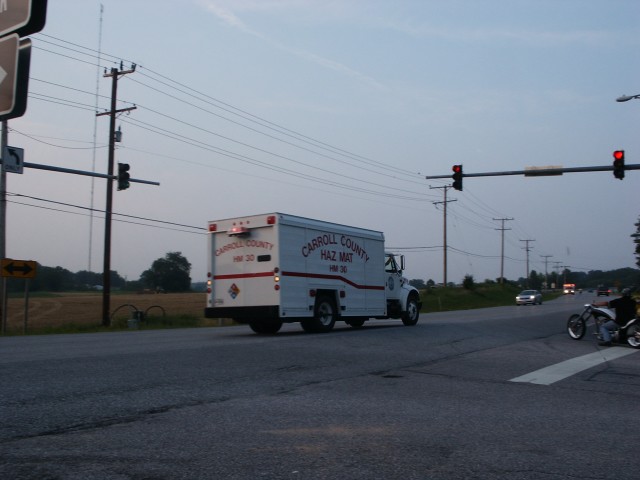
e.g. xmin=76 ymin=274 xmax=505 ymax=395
xmin=0 ymin=33 xmax=18 ymax=114
xmin=1 ymin=259 xmax=37 ymax=278
xmin=2 ymin=145 xmax=23 ymax=173
xmin=0 ymin=35 xmax=30 ymax=120
xmin=0 ymin=0 xmax=47 ymax=38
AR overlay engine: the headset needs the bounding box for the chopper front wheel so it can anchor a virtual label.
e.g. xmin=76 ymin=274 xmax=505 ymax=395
xmin=567 ymin=314 xmax=586 ymax=340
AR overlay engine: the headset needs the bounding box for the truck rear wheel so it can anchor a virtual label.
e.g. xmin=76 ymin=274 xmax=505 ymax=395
xmin=301 ymin=296 xmax=336 ymax=333
xmin=402 ymin=294 xmax=420 ymax=326
xmin=249 ymin=320 xmax=283 ymax=334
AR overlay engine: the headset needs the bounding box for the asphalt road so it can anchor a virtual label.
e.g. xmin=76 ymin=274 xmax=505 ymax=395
xmin=1 ymin=293 xmax=639 ymax=479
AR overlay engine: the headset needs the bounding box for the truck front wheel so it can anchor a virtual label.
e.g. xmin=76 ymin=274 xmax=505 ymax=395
xmin=402 ymin=294 xmax=420 ymax=326
xmin=301 ymin=296 xmax=337 ymax=333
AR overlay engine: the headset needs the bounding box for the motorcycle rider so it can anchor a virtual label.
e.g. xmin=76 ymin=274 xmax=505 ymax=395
xmin=592 ymin=288 xmax=638 ymax=346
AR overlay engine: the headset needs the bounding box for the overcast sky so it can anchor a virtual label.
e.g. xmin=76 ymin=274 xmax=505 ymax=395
xmin=5 ymin=0 xmax=640 ymax=285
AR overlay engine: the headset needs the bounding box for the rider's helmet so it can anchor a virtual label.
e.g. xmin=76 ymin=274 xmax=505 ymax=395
xmin=621 ymin=288 xmax=631 ymax=297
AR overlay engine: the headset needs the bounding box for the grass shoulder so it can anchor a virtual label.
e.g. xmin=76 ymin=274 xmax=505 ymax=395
xmin=420 ymin=284 xmax=562 ymax=312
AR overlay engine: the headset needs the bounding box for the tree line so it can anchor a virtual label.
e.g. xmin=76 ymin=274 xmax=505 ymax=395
xmin=6 ymin=252 xmax=193 ymax=293
xmin=411 ymin=267 xmax=640 ymax=292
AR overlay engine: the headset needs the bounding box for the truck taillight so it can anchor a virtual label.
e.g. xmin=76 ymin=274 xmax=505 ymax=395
xmin=272 ymin=268 xmax=280 ymax=290
xmin=209 ymin=224 xmax=217 ymax=232
xmin=267 ymin=215 xmax=276 ymax=225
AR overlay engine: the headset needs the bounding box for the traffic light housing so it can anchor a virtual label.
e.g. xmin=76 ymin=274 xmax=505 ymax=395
xmin=117 ymin=163 xmax=130 ymax=190
xmin=452 ymin=164 xmax=463 ymax=191
xmin=613 ymin=150 xmax=624 ymax=180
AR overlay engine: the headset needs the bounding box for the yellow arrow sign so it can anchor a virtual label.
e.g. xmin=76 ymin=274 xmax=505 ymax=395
xmin=1 ymin=258 xmax=36 ymax=278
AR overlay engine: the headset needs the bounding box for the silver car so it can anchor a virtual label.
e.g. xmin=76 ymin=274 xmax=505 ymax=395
xmin=516 ymin=290 xmax=542 ymax=305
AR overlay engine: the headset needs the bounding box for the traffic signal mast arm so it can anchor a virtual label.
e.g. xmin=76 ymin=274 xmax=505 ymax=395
xmin=426 ymin=163 xmax=640 ymax=180
xmin=14 ymin=160 xmax=160 ymax=186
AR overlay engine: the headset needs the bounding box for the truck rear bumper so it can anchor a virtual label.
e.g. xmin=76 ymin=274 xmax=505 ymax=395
xmin=204 ymin=305 xmax=280 ymax=323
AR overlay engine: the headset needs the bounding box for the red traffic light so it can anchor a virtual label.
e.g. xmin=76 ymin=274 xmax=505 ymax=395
xmin=612 ymin=150 xmax=625 ymax=180
xmin=451 ymin=164 xmax=463 ymax=191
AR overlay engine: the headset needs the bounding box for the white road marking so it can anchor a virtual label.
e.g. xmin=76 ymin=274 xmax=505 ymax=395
xmin=510 ymin=347 xmax=639 ymax=385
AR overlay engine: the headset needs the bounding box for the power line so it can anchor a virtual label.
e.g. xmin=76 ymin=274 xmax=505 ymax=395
xmin=7 ymin=192 xmax=206 ymax=232
xmin=27 ymin=85 xmax=435 ymax=201
xmin=34 ymin=33 xmax=423 ymax=180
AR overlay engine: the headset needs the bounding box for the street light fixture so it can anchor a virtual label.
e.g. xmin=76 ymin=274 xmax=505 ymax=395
xmin=616 ymin=94 xmax=640 ymax=102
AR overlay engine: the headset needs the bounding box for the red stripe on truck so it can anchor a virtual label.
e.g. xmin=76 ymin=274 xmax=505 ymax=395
xmin=283 ymin=271 xmax=384 ymax=290
xmin=213 ymin=271 xmax=385 ymax=290
xmin=213 ymin=272 xmax=274 ymax=280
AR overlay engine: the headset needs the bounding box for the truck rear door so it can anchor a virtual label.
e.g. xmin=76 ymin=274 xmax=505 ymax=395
xmin=208 ymin=215 xmax=279 ymax=312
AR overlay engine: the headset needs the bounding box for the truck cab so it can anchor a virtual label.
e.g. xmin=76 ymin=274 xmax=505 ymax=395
xmin=382 ymin=252 xmax=421 ymax=325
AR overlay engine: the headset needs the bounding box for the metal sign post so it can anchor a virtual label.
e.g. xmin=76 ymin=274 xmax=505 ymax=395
xmin=0 ymin=0 xmax=46 ymax=331
xmin=0 ymin=258 xmax=36 ymax=334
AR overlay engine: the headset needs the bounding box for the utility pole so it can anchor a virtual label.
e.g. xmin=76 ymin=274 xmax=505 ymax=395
xmin=89 ymin=3 xmax=105 ymax=273
xmin=561 ymin=265 xmax=570 ymax=287
xmin=431 ymin=185 xmax=456 ymax=286
xmin=540 ymin=254 xmax=553 ymax=289
xmin=493 ymin=217 xmax=513 ymax=284
xmin=552 ymin=261 xmax=562 ymax=289
xmin=97 ymin=64 xmax=136 ymax=326
xmin=520 ymin=239 xmax=535 ymax=287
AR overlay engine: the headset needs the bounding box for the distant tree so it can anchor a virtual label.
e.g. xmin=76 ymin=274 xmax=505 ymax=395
xmin=426 ymin=279 xmax=435 ymax=288
xmin=463 ymin=274 xmax=475 ymax=290
xmin=140 ymin=251 xmax=191 ymax=292
xmin=32 ymin=265 xmax=74 ymax=292
xmin=75 ymin=270 xmax=102 ymax=289
xmin=109 ymin=270 xmax=127 ymax=289
xmin=409 ymin=279 xmax=426 ymax=289
xmin=528 ymin=270 xmax=543 ymax=290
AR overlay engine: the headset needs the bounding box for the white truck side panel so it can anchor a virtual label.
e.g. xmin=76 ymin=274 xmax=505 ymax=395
xmin=278 ymin=219 xmax=386 ymax=317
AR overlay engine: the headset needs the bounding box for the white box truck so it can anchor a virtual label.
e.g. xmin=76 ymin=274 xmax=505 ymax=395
xmin=205 ymin=213 xmax=422 ymax=333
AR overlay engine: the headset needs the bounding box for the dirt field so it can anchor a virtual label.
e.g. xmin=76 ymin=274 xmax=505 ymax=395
xmin=2 ymin=292 xmax=209 ymax=333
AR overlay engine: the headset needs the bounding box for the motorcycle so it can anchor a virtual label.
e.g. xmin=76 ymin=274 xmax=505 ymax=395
xmin=567 ymin=304 xmax=640 ymax=348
